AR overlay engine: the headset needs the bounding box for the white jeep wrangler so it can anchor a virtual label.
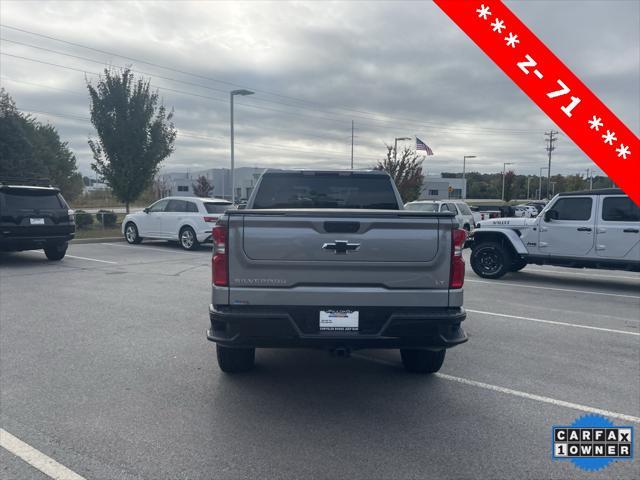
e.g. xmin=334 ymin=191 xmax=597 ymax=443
xmin=468 ymin=188 xmax=640 ymax=279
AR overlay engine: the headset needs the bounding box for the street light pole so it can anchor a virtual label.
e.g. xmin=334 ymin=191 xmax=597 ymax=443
xmin=230 ymin=89 xmax=254 ymax=204
xmin=527 ymin=176 xmax=532 ymax=199
xmin=462 ymin=155 xmax=476 ymax=199
xmin=393 ymin=137 xmax=411 ymax=161
xmin=539 ymin=167 xmax=548 ymax=200
xmin=501 ymin=162 xmax=513 ymax=202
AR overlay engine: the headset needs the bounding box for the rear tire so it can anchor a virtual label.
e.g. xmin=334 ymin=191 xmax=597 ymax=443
xmin=179 ymin=226 xmax=199 ymax=250
xmin=216 ymin=345 xmax=255 ymax=373
xmin=124 ymin=222 xmax=143 ymax=244
xmin=400 ymin=349 xmax=446 ymax=373
xmin=470 ymin=242 xmax=511 ymax=279
xmin=44 ymin=242 xmax=67 ymax=261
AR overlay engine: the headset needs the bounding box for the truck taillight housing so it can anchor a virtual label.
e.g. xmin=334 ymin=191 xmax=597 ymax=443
xmin=212 ymin=222 xmax=228 ymax=286
xmin=450 ymin=228 xmax=466 ymax=289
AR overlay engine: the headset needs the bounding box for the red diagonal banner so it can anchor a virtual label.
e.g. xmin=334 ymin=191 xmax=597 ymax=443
xmin=434 ymin=0 xmax=639 ymax=205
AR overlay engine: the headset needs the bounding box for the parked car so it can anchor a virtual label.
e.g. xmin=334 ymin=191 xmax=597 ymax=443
xmin=0 ymin=179 xmax=75 ymax=260
xmin=513 ymin=205 xmax=535 ymax=217
xmin=516 ymin=204 xmax=538 ymax=217
xmin=467 ymin=189 xmax=640 ymax=278
xmin=122 ymin=196 xmax=233 ymax=250
xmin=526 ymin=201 xmax=547 ymax=214
xmin=404 ymin=199 xmax=475 ymax=231
xmin=470 ymin=205 xmax=501 ymax=225
xmin=208 ymin=169 xmax=468 ymax=373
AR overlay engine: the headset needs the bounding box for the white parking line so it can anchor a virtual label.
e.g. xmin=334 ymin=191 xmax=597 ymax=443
xmin=467 ymin=308 xmax=639 ymax=336
xmin=65 ymin=254 xmax=117 ymax=264
xmin=353 ymin=355 xmax=640 ymax=424
xmin=30 ymin=251 xmax=117 ymax=264
xmin=466 ymin=278 xmax=640 ymax=299
xmin=524 ymin=268 xmax=640 ymax=281
xmin=0 ymin=428 xmax=86 ymax=480
xmin=102 ymin=243 xmax=207 ymax=255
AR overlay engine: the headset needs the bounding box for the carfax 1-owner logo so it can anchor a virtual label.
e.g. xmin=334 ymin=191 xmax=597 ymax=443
xmin=552 ymin=414 xmax=634 ymax=471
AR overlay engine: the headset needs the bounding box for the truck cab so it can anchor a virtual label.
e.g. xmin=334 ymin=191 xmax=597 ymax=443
xmin=468 ymin=188 xmax=640 ymax=278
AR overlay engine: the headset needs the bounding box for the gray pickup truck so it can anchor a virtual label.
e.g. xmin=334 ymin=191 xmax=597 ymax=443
xmin=207 ymin=169 xmax=467 ymax=373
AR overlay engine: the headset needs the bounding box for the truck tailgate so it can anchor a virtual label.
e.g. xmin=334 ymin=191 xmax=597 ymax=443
xmin=228 ymin=210 xmax=453 ymax=291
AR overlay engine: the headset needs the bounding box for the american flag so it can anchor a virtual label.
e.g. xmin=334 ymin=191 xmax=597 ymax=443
xmin=416 ymin=137 xmax=434 ymax=156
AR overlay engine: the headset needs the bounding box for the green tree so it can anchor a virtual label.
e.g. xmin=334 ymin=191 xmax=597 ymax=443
xmin=192 ymin=175 xmax=213 ymax=197
xmin=0 ymin=89 xmax=83 ymax=200
xmin=87 ymin=68 xmax=176 ymax=212
xmin=375 ymin=146 xmax=424 ymax=202
xmin=564 ymin=174 xmax=585 ymax=192
xmin=30 ymin=123 xmax=83 ymax=200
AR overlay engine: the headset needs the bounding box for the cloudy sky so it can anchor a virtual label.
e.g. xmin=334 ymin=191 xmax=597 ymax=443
xmin=1 ymin=1 xmax=638 ymax=178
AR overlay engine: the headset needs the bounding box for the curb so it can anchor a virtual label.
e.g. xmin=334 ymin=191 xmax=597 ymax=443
xmin=71 ymin=237 xmax=124 ymax=244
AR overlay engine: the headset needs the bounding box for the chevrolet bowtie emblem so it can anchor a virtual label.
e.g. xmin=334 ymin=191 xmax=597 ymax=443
xmin=322 ymin=240 xmax=360 ymax=254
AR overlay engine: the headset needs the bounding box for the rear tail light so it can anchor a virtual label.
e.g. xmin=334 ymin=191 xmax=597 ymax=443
xmin=450 ymin=228 xmax=466 ymax=289
xmin=203 ymin=216 xmax=218 ymax=223
xmin=68 ymin=209 xmax=75 ymax=223
xmin=212 ymin=222 xmax=228 ymax=286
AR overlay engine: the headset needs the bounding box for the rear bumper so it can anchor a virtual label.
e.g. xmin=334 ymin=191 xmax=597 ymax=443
xmin=0 ymin=234 xmax=73 ymax=251
xmin=207 ymin=304 xmax=467 ymax=349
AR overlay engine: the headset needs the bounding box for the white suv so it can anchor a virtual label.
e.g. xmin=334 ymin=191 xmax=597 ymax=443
xmin=122 ymin=196 xmax=233 ymax=250
xmin=405 ymin=200 xmax=475 ymax=231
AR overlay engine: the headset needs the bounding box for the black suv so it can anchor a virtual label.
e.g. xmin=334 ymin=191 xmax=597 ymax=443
xmin=0 ymin=181 xmax=75 ymax=260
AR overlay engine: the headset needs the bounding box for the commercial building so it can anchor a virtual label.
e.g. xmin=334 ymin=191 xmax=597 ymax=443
xmin=419 ymin=175 xmax=467 ymax=200
xmin=158 ymin=167 xmax=264 ymax=201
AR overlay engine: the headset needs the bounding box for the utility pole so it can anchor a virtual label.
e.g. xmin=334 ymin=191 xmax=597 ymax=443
xmin=350 ymin=120 xmax=354 ymax=169
xmin=544 ymin=130 xmax=558 ymax=199
xmin=527 ymin=176 xmax=532 ymax=199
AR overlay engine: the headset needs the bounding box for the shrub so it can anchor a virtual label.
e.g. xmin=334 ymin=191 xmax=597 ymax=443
xmin=96 ymin=209 xmax=117 ymax=227
xmin=74 ymin=210 xmax=94 ymax=229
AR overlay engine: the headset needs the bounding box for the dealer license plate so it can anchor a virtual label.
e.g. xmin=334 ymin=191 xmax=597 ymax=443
xmin=30 ymin=218 xmax=45 ymax=225
xmin=319 ymin=310 xmax=359 ymax=332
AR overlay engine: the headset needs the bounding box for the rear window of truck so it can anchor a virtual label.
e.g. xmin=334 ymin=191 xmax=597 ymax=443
xmin=1 ymin=190 xmax=64 ymax=210
xmin=252 ymin=173 xmax=399 ymax=209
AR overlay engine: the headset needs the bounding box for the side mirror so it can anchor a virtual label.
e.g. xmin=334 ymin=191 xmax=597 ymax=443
xmin=237 ymin=204 xmax=247 ymax=210
xmin=143 ymin=207 xmax=150 ymax=214
xmin=544 ymin=210 xmax=559 ymax=222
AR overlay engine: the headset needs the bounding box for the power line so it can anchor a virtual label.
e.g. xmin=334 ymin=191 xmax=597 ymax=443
xmin=0 ymin=26 xmax=542 ymax=135
xmin=20 ymin=108 xmax=381 ymax=161
xmin=1 ymin=76 xmax=367 ymax=146
xmin=3 ymin=51 xmax=542 ymax=140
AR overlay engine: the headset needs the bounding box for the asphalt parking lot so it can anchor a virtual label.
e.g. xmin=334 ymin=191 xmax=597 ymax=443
xmin=1 ymin=242 xmax=639 ymax=479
